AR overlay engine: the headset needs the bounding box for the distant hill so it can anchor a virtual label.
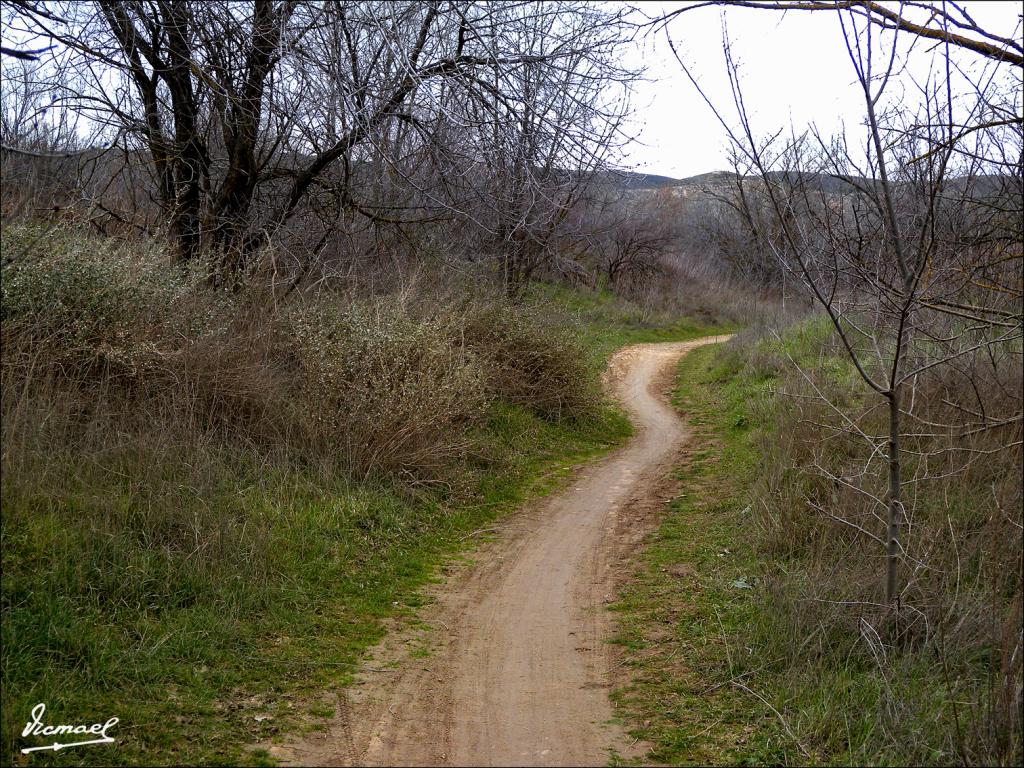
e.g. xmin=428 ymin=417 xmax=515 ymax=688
xmin=600 ymin=168 xmax=1017 ymax=201
xmin=676 ymin=171 xmax=741 ymax=188
xmin=608 ymin=168 xmax=870 ymax=195
xmin=605 ymin=170 xmax=746 ymax=189
xmin=603 ymin=170 xmax=684 ymax=189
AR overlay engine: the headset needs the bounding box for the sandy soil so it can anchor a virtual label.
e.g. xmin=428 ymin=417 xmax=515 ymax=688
xmin=269 ymin=337 xmax=730 ymax=767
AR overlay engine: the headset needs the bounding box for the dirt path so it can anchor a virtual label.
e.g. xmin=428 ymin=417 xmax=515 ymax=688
xmin=271 ymin=337 xmax=730 ymax=767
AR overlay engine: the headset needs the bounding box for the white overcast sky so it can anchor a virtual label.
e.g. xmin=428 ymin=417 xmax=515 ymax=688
xmin=619 ymin=0 xmax=1024 ymax=179
xmin=0 ymin=1 xmax=1019 ymax=178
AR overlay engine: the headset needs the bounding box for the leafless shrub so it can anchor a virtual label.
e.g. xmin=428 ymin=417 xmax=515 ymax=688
xmin=457 ymin=297 xmax=596 ymax=420
xmin=1 ymin=223 xmax=601 ymax=485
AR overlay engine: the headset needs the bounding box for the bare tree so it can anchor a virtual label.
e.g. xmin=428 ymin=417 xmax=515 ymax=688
xmin=580 ymin=185 xmax=678 ymax=289
xmin=661 ymin=2 xmax=1023 ymax=606
xmin=3 ymin=1 xmax=637 ymax=288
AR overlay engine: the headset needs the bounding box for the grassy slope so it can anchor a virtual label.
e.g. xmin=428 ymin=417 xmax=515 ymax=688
xmin=528 ymin=283 xmax=732 ymax=366
xmin=1 ymin=287 xmax=726 ymax=767
xmin=609 ymin=341 xmax=792 ymax=766
xmin=611 ymin=325 xmax=870 ymax=766
xmin=612 ymin=320 xmax=1018 ymax=766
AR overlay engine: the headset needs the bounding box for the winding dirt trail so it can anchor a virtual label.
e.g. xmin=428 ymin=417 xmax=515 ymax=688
xmin=272 ymin=336 xmax=730 ymax=767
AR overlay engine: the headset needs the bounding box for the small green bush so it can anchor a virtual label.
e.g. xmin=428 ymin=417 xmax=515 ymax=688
xmin=1 ymin=226 xmax=193 ymax=363
xmin=458 ymin=298 xmax=596 ymax=420
xmin=288 ymin=299 xmax=489 ymax=478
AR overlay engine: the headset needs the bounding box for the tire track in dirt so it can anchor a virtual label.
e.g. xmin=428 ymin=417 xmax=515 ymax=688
xmin=270 ymin=336 xmax=730 ymax=767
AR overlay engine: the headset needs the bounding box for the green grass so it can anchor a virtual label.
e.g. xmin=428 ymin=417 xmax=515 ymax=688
xmin=612 ymin=322 xmax=1022 ymax=766
xmin=527 ymin=283 xmax=734 ymax=367
xmin=1 ymin=283 xmax=724 ymax=766
xmin=609 ymin=341 xmax=797 ymax=766
xmin=2 ymin=400 xmax=631 ymax=766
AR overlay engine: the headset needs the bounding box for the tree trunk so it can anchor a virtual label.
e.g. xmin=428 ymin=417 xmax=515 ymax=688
xmin=164 ymin=1 xmax=204 ymax=263
xmin=885 ymin=388 xmax=902 ymax=604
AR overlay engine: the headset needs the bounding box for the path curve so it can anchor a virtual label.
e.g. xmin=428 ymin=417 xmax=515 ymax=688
xmin=273 ymin=336 xmax=730 ymax=767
